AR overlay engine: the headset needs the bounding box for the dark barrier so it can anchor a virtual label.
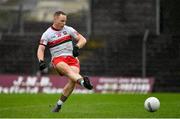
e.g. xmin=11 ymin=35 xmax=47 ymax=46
xmin=0 ymin=74 xmax=154 ymax=94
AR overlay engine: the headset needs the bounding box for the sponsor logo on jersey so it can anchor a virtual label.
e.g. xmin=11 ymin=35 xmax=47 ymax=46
xmin=55 ymin=33 xmax=62 ymax=37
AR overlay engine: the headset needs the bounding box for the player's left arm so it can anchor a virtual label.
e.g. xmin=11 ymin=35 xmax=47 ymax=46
xmin=68 ymin=26 xmax=87 ymax=57
xmin=68 ymin=26 xmax=87 ymax=48
xmin=75 ymin=33 xmax=87 ymax=49
xmin=72 ymin=33 xmax=87 ymax=57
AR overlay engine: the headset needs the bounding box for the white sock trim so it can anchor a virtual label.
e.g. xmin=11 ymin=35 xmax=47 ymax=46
xmin=80 ymin=80 xmax=84 ymax=86
xmin=57 ymin=100 xmax=63 ymax=105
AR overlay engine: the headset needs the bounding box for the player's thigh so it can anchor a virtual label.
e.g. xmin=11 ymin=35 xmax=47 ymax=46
xmin=70 ymin=66 xmax=80 ymax=74
xmin=55 ymin=61 xmax=73 ymax=75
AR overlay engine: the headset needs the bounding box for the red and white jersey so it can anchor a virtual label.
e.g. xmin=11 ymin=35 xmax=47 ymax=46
xmin=40 ymin=25 xmax=78 ymax=58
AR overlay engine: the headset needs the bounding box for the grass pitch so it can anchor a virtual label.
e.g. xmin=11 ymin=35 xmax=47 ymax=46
xmin=0 ymin=93 xmax=180 ymax=118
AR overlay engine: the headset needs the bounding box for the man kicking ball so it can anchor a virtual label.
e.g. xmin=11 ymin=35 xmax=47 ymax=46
xmin=37 ymin=11 xmax=93 ymax=112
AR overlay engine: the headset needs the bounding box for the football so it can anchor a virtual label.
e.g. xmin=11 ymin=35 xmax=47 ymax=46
xmin=144 ymin=97 xmax=160 ymax=112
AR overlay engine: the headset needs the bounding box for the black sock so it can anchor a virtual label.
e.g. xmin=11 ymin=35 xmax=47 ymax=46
xmin=60 ymin=94 xmax=67 ymax=102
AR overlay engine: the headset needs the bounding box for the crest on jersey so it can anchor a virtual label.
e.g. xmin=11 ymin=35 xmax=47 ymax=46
xmin=63 ymin=31 xmax=67 ymax=35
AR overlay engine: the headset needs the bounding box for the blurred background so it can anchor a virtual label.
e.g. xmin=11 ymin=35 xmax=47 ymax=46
xmin=0 ymin=0 xmax=180 ymax=94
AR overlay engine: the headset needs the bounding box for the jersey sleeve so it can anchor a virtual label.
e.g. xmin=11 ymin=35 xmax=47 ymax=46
xmin=39 ymin=33 xmax=49 ymax=46
xmin=67 ymin=26 xmax=79 ymax=39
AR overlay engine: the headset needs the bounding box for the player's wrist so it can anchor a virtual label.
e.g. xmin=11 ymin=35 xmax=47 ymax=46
xmin=39 ymin=59 xmax=44 ymax=63
xmin=39 ymin=60 xmax=46 ymax=71
xmin=73 ymin=45 xmax=80 ymax=57
xmin=74 ymin=45 xmax=80 ymax=49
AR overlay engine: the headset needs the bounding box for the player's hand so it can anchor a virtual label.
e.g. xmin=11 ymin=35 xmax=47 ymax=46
xmin=73 ymin=45 xmax=80 ymax=57
xmin=39 ymin=60 xmax=46 ymax=71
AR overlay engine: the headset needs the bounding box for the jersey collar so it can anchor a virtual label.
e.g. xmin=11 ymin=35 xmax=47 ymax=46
xmin=51 ymin=26 xmax=62 ymax=31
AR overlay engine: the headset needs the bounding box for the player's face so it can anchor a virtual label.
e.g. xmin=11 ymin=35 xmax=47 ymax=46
xmin=54 ymin=14 xmax=67 ymax=29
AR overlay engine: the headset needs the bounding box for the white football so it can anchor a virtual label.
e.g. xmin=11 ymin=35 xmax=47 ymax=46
xmin=144 ymin=97 xmax=160 ymax=112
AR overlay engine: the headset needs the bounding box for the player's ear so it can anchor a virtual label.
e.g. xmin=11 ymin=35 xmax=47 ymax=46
xmin=54 ymin=16 xmax=58 ymax=22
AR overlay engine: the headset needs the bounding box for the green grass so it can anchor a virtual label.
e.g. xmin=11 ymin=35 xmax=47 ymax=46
xmin=0 ymin=93 xmax=180 ymax=118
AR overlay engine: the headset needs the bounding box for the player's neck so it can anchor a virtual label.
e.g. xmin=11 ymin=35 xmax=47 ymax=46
xmin=52 ymin=24 xmax=63 ymax=31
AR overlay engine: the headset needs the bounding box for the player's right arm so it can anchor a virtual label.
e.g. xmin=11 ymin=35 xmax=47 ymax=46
xmin=37 ymin=44 xmax=47 ymax=71
xmin=37 ymin=44 xmax=45 ymax=61
xmin=37 ymin=32 xmax=49 ymax=70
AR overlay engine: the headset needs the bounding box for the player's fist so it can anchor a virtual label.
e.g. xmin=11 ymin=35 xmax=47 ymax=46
xmin=73 ymin=45 xmax=80 ymax=57
xmin=39 ymin=60 xmax=46 ymax=71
